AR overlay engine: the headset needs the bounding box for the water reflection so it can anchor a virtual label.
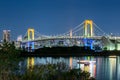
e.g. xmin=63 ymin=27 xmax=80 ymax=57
xmin=27 ymin=57 xmax=34 ymax=70
xmin=24 ymin=56 xmax=120 ymax=80
xmin=77 ymin=59 xmax=96 ymax=77
xmin=96 ymin=56 xmax=117 ymax=80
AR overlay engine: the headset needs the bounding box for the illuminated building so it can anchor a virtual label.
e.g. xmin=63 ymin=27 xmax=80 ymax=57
xmin=3 ymin=30 xmax=11 ymax=42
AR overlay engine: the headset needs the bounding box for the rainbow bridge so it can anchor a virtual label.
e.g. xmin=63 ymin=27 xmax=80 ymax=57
xmin=21 ymin=20 xmax=120 ymax=51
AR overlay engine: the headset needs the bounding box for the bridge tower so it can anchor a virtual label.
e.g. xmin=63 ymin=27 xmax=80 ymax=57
xmin=83 ymin=20 xmax=94 ymax=50
xmin=27 ymin=28 xmax=34 ymax=40
xmin=84 ymin=20 xmax=93 ymax=37
xmin=27 ymin=28 xmax=35 ymax=51
xmin=70 ymin=29 xmax=72 ymax=38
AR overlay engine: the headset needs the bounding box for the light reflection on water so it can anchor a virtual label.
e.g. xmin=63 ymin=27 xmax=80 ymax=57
xmin=20 ymin=56 xmax=120 ymax=80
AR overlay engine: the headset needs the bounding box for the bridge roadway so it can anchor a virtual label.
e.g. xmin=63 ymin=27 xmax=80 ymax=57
xmin=22 ymin=36 xmax=120 ymax=43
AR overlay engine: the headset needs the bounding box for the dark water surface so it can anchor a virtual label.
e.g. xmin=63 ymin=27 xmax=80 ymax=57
xmin=19 ymin=56 xmax=120 ymax=80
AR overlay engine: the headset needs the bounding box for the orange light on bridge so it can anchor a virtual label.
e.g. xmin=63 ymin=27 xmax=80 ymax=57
xmin=84 ymin=20 xmax=93 ymax=37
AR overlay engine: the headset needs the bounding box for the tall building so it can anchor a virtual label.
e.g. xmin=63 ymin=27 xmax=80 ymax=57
xmin=3 ymin=30 xmax=10 ymax=42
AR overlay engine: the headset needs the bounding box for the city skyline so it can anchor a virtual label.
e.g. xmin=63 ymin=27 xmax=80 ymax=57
xmin=0 ymin=0 xmax=120 ymax=40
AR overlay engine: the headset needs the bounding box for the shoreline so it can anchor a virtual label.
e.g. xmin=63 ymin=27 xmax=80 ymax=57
xmin=20 ymin=46 xmax=120 ymax=57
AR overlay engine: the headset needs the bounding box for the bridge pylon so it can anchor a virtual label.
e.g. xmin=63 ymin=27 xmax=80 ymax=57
xmin=27 ymin=28 xmax=35 ymax=51
xmin=84 ymin=20 xmax=93 ymax=37
xmin=27 ymin=28 xmax=35 ymax=40
xmin=70 ymin=29 xmax=72 ymax=38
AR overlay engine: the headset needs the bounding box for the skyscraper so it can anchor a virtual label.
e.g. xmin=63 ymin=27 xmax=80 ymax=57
xmin=3 ymin=30 xmax=10 ymax=42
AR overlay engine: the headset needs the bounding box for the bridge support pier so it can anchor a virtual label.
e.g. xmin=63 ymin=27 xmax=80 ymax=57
xmin=27 ymin=28 xmax=35 ymax=52
xmin=27 ymin=42 xmax=35 ymax=52
xmin=83 ymin=38 xmax=94 ymax=50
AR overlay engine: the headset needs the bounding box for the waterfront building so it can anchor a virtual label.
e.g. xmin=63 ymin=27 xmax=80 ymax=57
xmin=3 ymin=30 xmax=11 ymax=42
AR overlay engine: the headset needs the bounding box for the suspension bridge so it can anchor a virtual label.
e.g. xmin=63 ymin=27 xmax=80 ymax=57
xmin=21 ymin=20 xmax=120 ymax=51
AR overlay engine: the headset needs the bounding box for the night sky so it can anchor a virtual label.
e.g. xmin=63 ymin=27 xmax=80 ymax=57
xmin=0 ymin=0 xmax=120 ymax=40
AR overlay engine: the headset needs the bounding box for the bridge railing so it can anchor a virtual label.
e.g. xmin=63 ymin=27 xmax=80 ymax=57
xmin=22 ymin=36 xmax=105 ymax=42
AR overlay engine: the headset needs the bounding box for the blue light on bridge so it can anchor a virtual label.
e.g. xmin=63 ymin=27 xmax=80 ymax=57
xmin=83 ymin=38 xmax=94 ymax=50
xmin=27 ymin=41 xmax=35 ymax=52
xmin=31 ymin=42 xmax=34 ymax=49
